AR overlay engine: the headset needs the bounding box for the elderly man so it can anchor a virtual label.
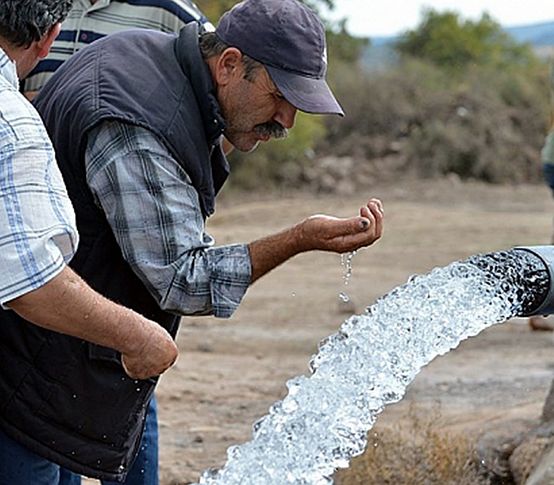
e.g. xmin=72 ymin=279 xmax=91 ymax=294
xmin=32 ymin=0 xmax=385 ymax=483
xmin=0 ymin=1 xmax=179 ymax=484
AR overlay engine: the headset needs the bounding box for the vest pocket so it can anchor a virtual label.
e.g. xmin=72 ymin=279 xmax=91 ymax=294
xmin=88 ymin=343 xmax=121 ymax=365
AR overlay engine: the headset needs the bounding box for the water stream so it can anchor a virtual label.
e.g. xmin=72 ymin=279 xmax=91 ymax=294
xmin=338 ymin=251 xmax=356 ymax=303
xmin=196 ymin=249 xmax=550 ymax=484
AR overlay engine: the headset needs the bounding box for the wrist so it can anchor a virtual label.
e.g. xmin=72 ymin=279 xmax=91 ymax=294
xmin=292 ymin=219 xmax=311 ymax=253
xmin=113 ymin=307 xmax=148 ymax=357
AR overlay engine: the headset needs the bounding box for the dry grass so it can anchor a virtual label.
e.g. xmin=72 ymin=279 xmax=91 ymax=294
xmin=335 ymin=406 xmax=490 ymax=485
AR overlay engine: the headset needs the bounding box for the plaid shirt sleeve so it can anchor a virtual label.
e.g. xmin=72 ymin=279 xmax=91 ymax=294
xmin=85 ymin=121 xmax=252 ymax=318
xmin=0 ymin=78 xmax=78 ymax=306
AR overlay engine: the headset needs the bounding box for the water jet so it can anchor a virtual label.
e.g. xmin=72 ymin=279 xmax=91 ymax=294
xmin=195 ymin=246 xmax=554 ymax=484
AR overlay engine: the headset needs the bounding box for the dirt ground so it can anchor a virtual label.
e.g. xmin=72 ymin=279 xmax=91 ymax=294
xmin=90 ymin=179 xmax=554 ymax=484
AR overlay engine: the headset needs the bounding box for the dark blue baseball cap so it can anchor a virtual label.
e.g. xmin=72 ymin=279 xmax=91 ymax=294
xmin=215 ymin=0 xmax=344 ymax=116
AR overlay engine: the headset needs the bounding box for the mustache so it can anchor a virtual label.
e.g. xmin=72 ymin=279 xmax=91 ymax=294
xmin=253 ymin=121 xmax=288 ymax=139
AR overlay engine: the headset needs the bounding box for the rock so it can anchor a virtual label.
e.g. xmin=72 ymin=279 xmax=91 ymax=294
xmin=525 ymin=442 xmax=554 ymax=485
xmin=475 ymin=422 xmax=531 ymax=482
xmin=510 ymin=420 xmax=554 ymax=484
xmin=317 ymin=173 xmax=338 ymax=193
xmin=510 ymin=436 xmax=550 ymax=484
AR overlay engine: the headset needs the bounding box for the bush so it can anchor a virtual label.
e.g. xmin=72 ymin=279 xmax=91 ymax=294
xmin=334 ymin=408 xmax=489 ymax=485
xmin=395 ymin=10 xmax=538 ymax=73
xmin=322 ymin=57 xmax=549 ymax=184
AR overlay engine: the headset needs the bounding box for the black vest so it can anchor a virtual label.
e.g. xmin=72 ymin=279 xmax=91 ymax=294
xmin=0 ymin=24 xmax=228 ymax=481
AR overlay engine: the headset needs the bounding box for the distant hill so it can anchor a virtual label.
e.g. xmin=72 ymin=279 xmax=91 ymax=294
xmin=361 ymin=19 xmax=554 ymax=70
xmin=506 ymin=21 xmax=554 ymax=46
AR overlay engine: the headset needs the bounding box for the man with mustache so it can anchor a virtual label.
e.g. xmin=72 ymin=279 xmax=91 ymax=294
xmin=32 ymin=0 xmax=385 ymax=482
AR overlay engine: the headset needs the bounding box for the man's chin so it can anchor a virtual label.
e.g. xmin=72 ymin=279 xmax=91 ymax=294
xmin=228 ymin=135 xmax=261 ymax=153
xmin=246 ymin=141 xmax=261 ymax=153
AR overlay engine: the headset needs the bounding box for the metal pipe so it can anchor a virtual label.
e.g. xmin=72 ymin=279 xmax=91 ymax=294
xmin=514 ymin=245 xmax=554 ymax=316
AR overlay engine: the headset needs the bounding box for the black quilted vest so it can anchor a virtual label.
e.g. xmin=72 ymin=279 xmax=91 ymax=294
xmin=0 ymin=23 xmax=228 ymax=481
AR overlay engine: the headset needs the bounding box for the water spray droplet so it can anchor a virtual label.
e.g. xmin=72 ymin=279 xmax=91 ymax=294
xmin=339 ymin=292 xmax=350 ymax=303
xmin=340 ymin=251 xmax=357 ymax=286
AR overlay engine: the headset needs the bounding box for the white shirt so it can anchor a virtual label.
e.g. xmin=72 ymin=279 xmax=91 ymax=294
xmin=0 ymin=47 xmax=78 ymax=305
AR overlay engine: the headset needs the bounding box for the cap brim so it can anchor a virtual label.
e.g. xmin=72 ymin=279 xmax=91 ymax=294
xmin=266 ymin=65 xmax=344 ymax=117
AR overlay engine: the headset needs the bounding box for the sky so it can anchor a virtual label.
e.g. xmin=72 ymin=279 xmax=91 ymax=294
xmin=326 ymin=0 xmax=554 ymax=38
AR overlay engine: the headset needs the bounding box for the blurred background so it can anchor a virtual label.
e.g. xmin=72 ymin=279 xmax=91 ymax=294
xmin=195 ymin=0 xmax=554 ymax=195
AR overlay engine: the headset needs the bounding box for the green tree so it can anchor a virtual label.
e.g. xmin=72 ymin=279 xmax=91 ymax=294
xmin=195 ymin=0 xmax=335 ymax=24
xmin=395 ymin=9 xmax=537 ymax=71
xmin=194 ymin=0 xmax=234 ymax=22
xmin=327 ymin=19 xmax=369 ymax=64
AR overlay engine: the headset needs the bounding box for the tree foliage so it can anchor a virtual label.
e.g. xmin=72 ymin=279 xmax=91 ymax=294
xmin=395 ymin=9 xmax=537 ymax=71
xmin=327 ymin=19 xmax=369 ymax=64
xmin=322 ymin=55 xmax=549 ymax=185
xmin=195 ymin=0 xmax=335 ymax=24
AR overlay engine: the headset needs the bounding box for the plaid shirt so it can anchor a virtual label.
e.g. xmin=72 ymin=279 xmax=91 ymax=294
xmin=0 ymin=48 xmax=78 ymax=305
xmin=85 ymin=121 xmax=251 ymax=318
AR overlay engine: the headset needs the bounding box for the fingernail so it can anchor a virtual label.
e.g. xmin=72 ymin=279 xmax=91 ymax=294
xmin=360 ymin=219 xmax=369 ymax=229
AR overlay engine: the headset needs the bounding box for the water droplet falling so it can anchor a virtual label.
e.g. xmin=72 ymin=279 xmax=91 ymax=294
xmin=339 ymin=251 xmax=357 ymax=303
xmin=338 ymin=292 xmax=350 ymax=303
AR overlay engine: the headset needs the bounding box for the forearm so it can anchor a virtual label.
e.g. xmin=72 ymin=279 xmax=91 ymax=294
xmin=248 ymin=223 xmax=305 ymax=282
xmin=7 ymin=265 xmax=151 ymax=356
xmin=248 ymin=199 xmax=384 ymax=283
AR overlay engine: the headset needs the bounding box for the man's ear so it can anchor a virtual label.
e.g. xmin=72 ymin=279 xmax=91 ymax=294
xmin=213 ymin=47 xmax=243 ymax=86
xmin=36 ymin=23 xmax=61 ymax=59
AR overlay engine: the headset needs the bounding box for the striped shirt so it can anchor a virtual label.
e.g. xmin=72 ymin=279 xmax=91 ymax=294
xmin=23 ymin=0 xmax=214 ymax=94
xmin=85 ymin=121 xmax=252 ymax=318
xmin=0 ymin=48 xmax=78 ymax=305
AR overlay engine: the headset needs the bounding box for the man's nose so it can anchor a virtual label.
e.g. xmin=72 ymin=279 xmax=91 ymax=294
xmin=274 ymin=100 xmax=297 ymax=129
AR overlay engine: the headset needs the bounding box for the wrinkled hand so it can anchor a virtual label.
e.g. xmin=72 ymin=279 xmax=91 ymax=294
xmin=297 ymin=198 xmax=383 ymax=253
xmin=121 ymin=322 xmax=178 ymax=380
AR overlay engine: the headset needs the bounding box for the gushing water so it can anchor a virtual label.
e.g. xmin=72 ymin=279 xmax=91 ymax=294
xmin=196 ymin=250 xmax=549 ymax=485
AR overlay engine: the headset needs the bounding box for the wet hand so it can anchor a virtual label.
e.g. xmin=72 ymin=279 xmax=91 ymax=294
xmin=121 ymin=323 xmax=178 ymax=380
xmin=297 ymin=198 xmax=383 ymax=253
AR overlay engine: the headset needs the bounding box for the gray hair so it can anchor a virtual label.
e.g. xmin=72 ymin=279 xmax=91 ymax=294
xmin=199 ymin=31 xmax=262 ymax=82
xmin=0 ymin=0 xmax=73 ymax=48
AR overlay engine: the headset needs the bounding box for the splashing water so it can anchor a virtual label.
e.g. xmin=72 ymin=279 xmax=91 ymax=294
xmin=196 ymin=250 xmax=549 ymax=485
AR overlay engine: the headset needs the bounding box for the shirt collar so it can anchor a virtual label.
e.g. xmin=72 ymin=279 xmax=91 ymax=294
xmin=0 ymin=47 xmax=19 ymax=89
xmin=86 ymin=0 xmax=111 ymax=12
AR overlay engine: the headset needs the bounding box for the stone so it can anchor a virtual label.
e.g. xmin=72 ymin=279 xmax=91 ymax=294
xmin=510 ymin=436 xmax=550 ymax=484
xmin=475 ymin=421 xmax=531 ymax=482
xmin=525 ymin=442 xmax=554 ymax=485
